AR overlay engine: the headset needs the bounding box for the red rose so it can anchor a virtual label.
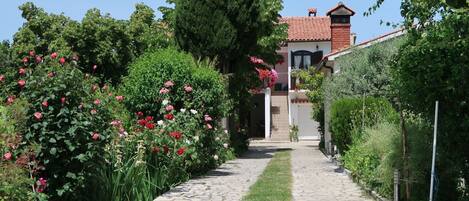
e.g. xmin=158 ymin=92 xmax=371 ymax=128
xmin=42 ymin=101 xmax=48 ymax=107
xmin=138 ymin=119 xmax=147 ymax=126
xmin=164 ymin=113 xmax=174 ymax=120
xmin=19 ymin=68 xmax=26 ymax=76
xmin=34 ymin=112 xmax=43 ymax=121
xmin=0 ymin=75 xmax=5 ymax=82
xmin=136 ymin=111 xmax=144 ymax=117
xmin=22 ymin=57 xmax=29 ymax=63
xmin=145 ymin=123 xmax=155 ymax=130
xmin=152 ymin=146 xmax=160 ymax=154
xmin=3 ymin=152 xmax=12 ymax=160
xmin=91 ymin=132 xmax=100 ymax=141
xmin=176 ymin=147 xmax=185 ymax=156
xmin=18 ymin=80 xmax=26 ymax=88
xmin=170 ymin=131 xmax=182 ymax=140
xmin=51 ymin=52 xmax=58 ymax=59
xmin=59 ymin=57 xmax=66 ymax=65
xmin=145 ymin=116 xmax=154 ymax=121
xmin=94 ymin=99 xmax=101 ymax=105
xmin=29 ymin=50 xmax=35 ymax=57
xmin=163 ymin=145 xmax=169 ymax=154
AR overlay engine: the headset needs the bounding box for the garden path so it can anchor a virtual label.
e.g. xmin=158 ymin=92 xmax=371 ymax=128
xmin=154 ymin=141 xmax=373 ymax=201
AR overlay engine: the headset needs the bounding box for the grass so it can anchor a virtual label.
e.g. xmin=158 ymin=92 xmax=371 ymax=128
xmin=243 ymin=150 xmax=293 ymax=201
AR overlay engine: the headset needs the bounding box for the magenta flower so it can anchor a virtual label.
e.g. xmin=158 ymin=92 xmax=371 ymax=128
xmin=61 ymin=97 xmax=66 ymax=104
xmin=59 ymin=57 xmax=66 ymax=65
xmin=18 ymin=80 xmax=26 ymax=88
xmin=159 ymin=88 xmax=170 ymax=94
xmin=19 ymin=68 xmax=26 ymax=76
xmin=42 ymin=101 xmax=49 ymax=107
xmin=36 ymin=178 xmax=47 ymax=193
xmin=91 ymin=132 xmax=100 ymax=141
xmin=92 ymin=64 xmax=98 ymax=71
xmin=51 ymin=52 xmax=58 ymax=59
xmin=3 ymin=152 xmax=12 ymax=161
xmin=164 ymin=80 xmax=174 ymax=88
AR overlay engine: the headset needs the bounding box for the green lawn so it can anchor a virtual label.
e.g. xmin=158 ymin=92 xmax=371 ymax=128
xmin=243 ymin=150 xmax=292 ymax=201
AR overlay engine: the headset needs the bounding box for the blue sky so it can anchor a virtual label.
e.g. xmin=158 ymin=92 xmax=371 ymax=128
xmin=0 ymin=0 xmax=402 ymax=43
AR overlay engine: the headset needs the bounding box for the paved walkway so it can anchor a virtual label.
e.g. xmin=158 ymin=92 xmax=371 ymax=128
xmin=154 ymin=141 xmax=374 ymax=201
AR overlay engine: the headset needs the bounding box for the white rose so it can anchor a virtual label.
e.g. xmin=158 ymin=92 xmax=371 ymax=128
xmin=157 ymin=120 xmax=164 ymax=126
xmin=215 ymin=137 xmax=220 ymax=141
xmin=223 ymin=143 xmax=229 ymax=148
xmin=194 ymin=136 xmax=200 ymax=141
xmin=180 ymin=108 xmax=186 ymax=113
xmin=162 ymin=99 xmax=169 ymax=106
xmin=224 ymin=130 xmax=229 ymax=134
xmin=213 ymin=155 xmax=219 ymax=160
xmin=190 ymin=109 xmax=198 ymax=114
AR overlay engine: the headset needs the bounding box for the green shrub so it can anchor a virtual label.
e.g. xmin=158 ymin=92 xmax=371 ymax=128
xmin=121 ymin=48 xmax=230 ymax=119
xmin=330 ymin=97 xmax=397 ymax=154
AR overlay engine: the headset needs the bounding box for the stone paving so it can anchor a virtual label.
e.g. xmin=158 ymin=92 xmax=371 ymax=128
xmin=154 ymin=141 xmax=374 ymax=201
xmin=154 ymin=146 xmax=276 ymax=201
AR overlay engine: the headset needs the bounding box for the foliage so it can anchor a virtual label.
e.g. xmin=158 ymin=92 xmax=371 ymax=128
xmin=0 ymin=51 xmax=118 ymax=200
xmin=322 ymin=36 xmax=406 ymax=102
xmin=392 ymin=12 xmax=469 ymax=201
xmin=171 ymin=0 xmax=286 ymax=70
xmin=330 ymin=97 xmax=397 ymax=154
xmin=12 ymin=2 xmax=172 ymax=84
xmin=121 ymin=48 xmax=230 ymax=120
xmin=289 ymin=125 xmax=298 ymax=142
xmin=0 ymin=41 xmax=12 ymax=69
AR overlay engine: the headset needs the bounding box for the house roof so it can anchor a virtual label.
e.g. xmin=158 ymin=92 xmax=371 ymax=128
xmin=326 ymin=2 xmax=355 ymax=16
xmin=280 ymin=16 xmax=331 ymax=42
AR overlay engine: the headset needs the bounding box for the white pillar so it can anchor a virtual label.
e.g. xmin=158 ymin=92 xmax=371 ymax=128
xmin=264 ymin=88 xmax=271 ymax=140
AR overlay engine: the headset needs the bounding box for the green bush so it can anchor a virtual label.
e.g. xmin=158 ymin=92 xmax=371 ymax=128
xmin=121 ymin=48 xmax=230 ymax=119
xmin=330 ymin=97 xmax=397 ymax=154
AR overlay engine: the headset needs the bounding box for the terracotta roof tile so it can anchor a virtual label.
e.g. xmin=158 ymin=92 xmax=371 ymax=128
xmin=280 ymin=17 xmax=331 ymax=42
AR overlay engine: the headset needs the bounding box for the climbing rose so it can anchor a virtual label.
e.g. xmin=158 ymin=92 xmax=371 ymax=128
xmin=47 ymin=72 xmax=55 ymax=78
xmin=22 ymin=57 xmax=29 ymax=63
xmin=145 ymin=116 xmax=154 ymax=121
xmin=138 ymin=119 xmax=147 ymax=126
xmin=3 ymin=152 xmax=12 ymax=160
xmin=59 ymin=57 xmax=66 ymax=65
xmin=159 ymin=88 xmax=169 ymax=94
xmin=170 ymin=131 xmax=182 ymax=140
xmin=18 ymin=80 xmax=26 ymax=88
xmin=145 ymin=123 xmax=155 ymax=130
xmin=61 ymin=97 xmax=66 ymax=104
xmin=204 ymin=115 xmax=213 ymax=122
xmin=164 ymin=113 xmax=174 ymax=120
xmin=42 ymin=101 xmax=48 ymax=107
xmin=165 ymin=105 xmax=174 ymax=112
xmin=136 ymin=111 xmax=144 ymax=117
xmin=176 ymin=147 xmax=185 ymax=156
xmin=18 ymin=68 xmax=26 ymax=76
xmin=206 ymin=123 xmax=213 ymax=130
xmin=91 ymin=132 xmax=100 ymax=141
xmin=35 ymin=56 xmax=43 ymax=63
xmin=0 ymin=75 xmax=5 ymax=82
xmin=34 ymin=112 xmax=43 ymax=121
xmin=249 ymin=56 xmax=264 ymax=64
xmin=184 ymin=85 xmax=193 ymax=93
xmin=36 ymin=178 xmax=47 ymax=193
xmin=90 ymin=109 xmax=97 ymax=115
xmin=29 ymin=50 xmax=35 ymax=57
xmin=51 ymin=52 xmax=58 ymax=59
xmin=94 ymin=99 xmax=101 ymax=105
xmin=163 ymin=145 xmax=169 ymax=154
xmin=164 ymin=80 xmax=174 ymax=88
xmin=115 ymin=95 xmax=124 ymax=102
xmin=152 ymin=147 xmax=160 ymax=154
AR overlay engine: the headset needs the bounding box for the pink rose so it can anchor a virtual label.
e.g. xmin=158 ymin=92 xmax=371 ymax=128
xmin=249 ymin=56 xmax=264 ymax=64
xmin=59 ymin=57 xmax=66 ymax=65
xmin=159 ymin=88 xmax=170 ymax=94
xmin=34 ymin=112 xmax=43 ymax=121
xmin=165 ymin=105 xmax=174 ymax=112
xmin=22 ymin=57 xmax=29 ymax=63
xmin=18 ymin=80 xmax=26 ymax=88
xmin=6 ymin=96 xmax=15 ymax=105
xmin=42 ymin=101 xmax=48 ymax=107
xmin=206 ymin=123 xmax=213 ymax=130
xmin=184 ymin=85 xmax=193 ymax=93
xmin=61 ymin=97 xmax=66 ymax=104
xmin=115 ymin=96 xmax=124 ymax=102
xmin=90 ymin=109 xmax=97 ymax=115
xmin=19 ymin=68 xmax=26 ymax=76
xmin=29 ymin=50 xmax=35 ymax=57
xmin=91 ymin=132 xmax=100 ymax=141
xmin=36 ymin=178 xmax=47 ymax=193
xmin=94 ymin=99 xmax=101 ymax=105
xmin=3 ymin=152 xmax=12 ymax=160
xmin=35 ymin=56 xmax=42 ymax=63
xmin=51 ymin=52 xmax=58 ymax=59
xmin=0 ymin=74 xmax=5 ymax=82
xmin=164 ymin=80 xmax=174 ymax=88
xmin=92 ymin=64 xmax=97 ymax=71
xmin=204 ymin=115 xmax=213 ymax=122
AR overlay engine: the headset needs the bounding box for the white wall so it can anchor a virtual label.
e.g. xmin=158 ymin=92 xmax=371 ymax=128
xmin=290 ymin=103 xmax=320 ymax=140
xmin=287 ymin=41 xmax=332 ymax=68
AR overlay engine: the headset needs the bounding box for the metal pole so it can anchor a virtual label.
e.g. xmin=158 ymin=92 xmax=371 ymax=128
xmin=429 ymin=101 xmax=439 ymax=201
xmin=394 ymin=169 xmax=400 ymax=201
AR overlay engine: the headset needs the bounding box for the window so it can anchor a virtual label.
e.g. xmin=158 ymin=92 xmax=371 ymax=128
xmin=291 ymin=50 xmax=323 ymax=69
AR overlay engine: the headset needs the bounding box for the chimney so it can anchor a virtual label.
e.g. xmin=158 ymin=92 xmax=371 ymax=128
xmin=308 ymin=8 xmax=317 ymax=17
xmin=327 ymin=2 xmax=355 ymax=52
xmin=350 ymin=33 xmax=357 ymax=45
